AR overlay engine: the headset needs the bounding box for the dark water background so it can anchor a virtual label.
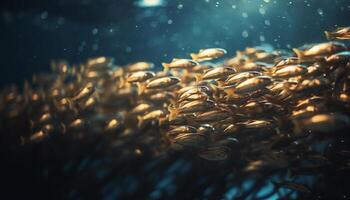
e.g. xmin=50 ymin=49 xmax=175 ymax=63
xmin=1 ymin=0 xmax=350 ymax=86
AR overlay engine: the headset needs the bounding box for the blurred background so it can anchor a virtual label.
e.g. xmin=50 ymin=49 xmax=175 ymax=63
xmin=1 ymin=0 xmax=350 ymax=86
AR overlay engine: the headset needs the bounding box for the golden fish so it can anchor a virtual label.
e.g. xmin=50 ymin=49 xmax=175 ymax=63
xmin=325 ymin=51 xmax=350 ymax=64
xmin=223 ymin=76 xmax=272 ymax=95
xmin=130 ymin=103 xmax=153 ymax=115
xmin=293 ymin=42 xmax=347 ymax=59
xmin=194 ymin=110 xmax=231 ymax=123
xmin=191 ymin=48 xmax=227 ymax=61
xmin=168 ymin=100 xmax=216 ymax=121
xmin=126 ymin=71 xmax=155 ymax=83
xmin=126 ymin=62 xmax=154 ymax=72
xmin=272 ymin=65 xmax=308 ymax=78
xmin=325 ymin=27 xmax=350 ymax=40
xmin=137 ymin=110 xmax=166 ymax=127
xmin=72 ymin=83 xmax=95 ymax=101
xmin=224 ymin=71 xmax=262 ymax=86
xmin=137 ymin=76 xmax=180 ymax=95
xmin=295 ymin=113 xmax=350 ymax=133
xmin=162 ymin=58 xmax=198 ymax=71
xmin=195 ymin=66 xmax=235 ymax=82
xmin=105 ymin=119 xmax=121 ymax=131
xmin=166 ymin=125 xmax=197 ymax=138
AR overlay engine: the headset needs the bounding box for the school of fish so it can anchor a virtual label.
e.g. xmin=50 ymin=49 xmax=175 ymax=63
xmin=1 ymin=27 xmax=350 ymax=196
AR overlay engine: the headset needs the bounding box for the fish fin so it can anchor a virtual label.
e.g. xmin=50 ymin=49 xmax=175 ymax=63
xmin=162 ymin=63 xmax=170 ymax=72
xmin=216 ymin=80 xmax=226 ymax=87
xmin=224 ymin=87 xmax=236 ymax=97
xmin=137 ymin=82 xmax=146 ymax=95
xmin=292 ymin=48 xmax=305 ymax=59
xmin=324 ymin=31 xmax=334 ymax=40
xmin=137 ymin=116 xmax=144 ymax=128
xmin=190 ymin=53 xmax=199 ymax=61
xmin=194 ymin=74 xmax=203 ymax=83
xmin=168 ymin=106 xmax=179 ymax=121
xmin=236 ymin=50 xmax=243 ymax=57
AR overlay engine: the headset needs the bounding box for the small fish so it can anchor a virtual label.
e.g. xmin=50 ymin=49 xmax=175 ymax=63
xmin=130 ymin=103 xmax=153 ymax=115
xmin=126 ymin=71 xmax=155 ymax=83
xmin=325 ymin=27 xmax=350 ymax=40
xmin=224 ymin=71 xmax=262 ymax=86
xmin=274 ymin=57 xmax=300 ymax=67
xmin=166 ymin=125 xmax=197 ymax=138
xmin=272 ymin=181 xmax=311 ymax=193
xmin=293 ymin=42 xmax=347 ymax=59
xmin=137 ymin=110 xmax=166 ymax=127
xmin=162 ymin=58 xmax=198 ymax=71
xmin=194 ymin=110 xmax=231 ymax=123
xmin=235 ymin=62 xmax=271 ymax=72
xmin=178 ymin=85 xmax=212 ymax=100
xmin=272 ymin=65 xmax=308 ymax=78
xmin=179 ymin=92 xmax=209 ymax=103
xmin=168 ymin=100 xmax=216 ymax=121
xmin=126 ymin=62 xmax=154 ymax=72
xmin=197 ymin=124 xmax=216 ymax=134
xmin=223 ymin=76 xmax=273 ymax=95
xmin=325 ymin=51 xmax=350 ymax=64
xmin=195 ymin=66 xmax=235 ymax=82
xmin=191 ymin=48 xmax=227 ymax=61
xmin=173 ymin=132 xmax=209 ymax=147
xmin=86 ymin=57 xmax=113 ymax=69
xmin=137 ymin=76 xmax=180 ymax=95
xmin=241 ymin=120 xmax=274 ymax=129
xmin=105 ymin=119 xmax=120 ymax=131
xmin=68 ymin=119 xmax=86 ymax=129
xmin=223 ymin=124 xmax=240 ymax=134
xmin=295 ymin=113 xmax=350 ymax=133
xmin=72 ymin=83 xmax=95 ymax=101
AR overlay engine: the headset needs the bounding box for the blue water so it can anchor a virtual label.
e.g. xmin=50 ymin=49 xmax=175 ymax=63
xmin=1 ymin=0 xmax=350 ymax=86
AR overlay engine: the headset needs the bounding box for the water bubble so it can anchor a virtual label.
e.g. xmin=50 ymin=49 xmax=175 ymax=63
xmin=40 ymin=11 xmax=48 ymax=20
xmin=242 ymin=30 xmax=249 ymax=38
xmin=177 ymin=4 xmax=183 ymax=9
xmin=317 ymin=8 xmax=324 ymax=16
xmin=259 ymin=35 xmax=265 ymax=42
xmin=232 ymin=5 xmax=236 ymax=9
xmin=264 ymin=0 xmax=270 ymax=3
xmin=264 ymin=20 xmax=271 ymax=26
xmin=167 ymin=19 xmax=173 ymax=25
xmin=242 ymin=12 xmax=248 ymax=18
xmin=92 ymin=28 xmax=99 ymax=35
xmin=259 ymin=7 xmax=266 ymax=15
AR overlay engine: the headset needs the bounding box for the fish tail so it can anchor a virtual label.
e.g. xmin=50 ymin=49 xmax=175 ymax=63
xmin=168 ymin=106 xmax=179 ymax=121
xmin=324 ymin=31 xmax=334 ymax=40
xmin=137 ymin=82 xmax=146 ymax=95
xmin=137 ymin=115 xmax=144 ymax=128
xmin=194 ymin=74 xmax=203 ymax=83
xmin=292 ymin=48 xmax=305 ymax=59
xmin=190 ymin=53 xmax=199 ymax=61
xmin=162 ymin=63 xmax=170 ymax=72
